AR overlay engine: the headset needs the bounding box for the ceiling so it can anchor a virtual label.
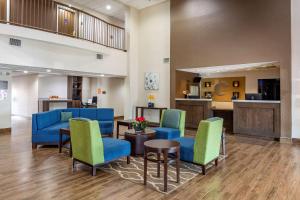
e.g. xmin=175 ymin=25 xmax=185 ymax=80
xmin=67 ymin=0 xmax=167 ymax=21
xmin=177 ymin=62 xmax=280 ymax=76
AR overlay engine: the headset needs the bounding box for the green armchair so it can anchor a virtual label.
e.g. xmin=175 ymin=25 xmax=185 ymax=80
xmin=70 ymin=118 xmax=131 ymax=176
xmin=153 ymin=109 xmax=186 ymax=139
xmin=174 ymin=117 xmax=224 ymax=175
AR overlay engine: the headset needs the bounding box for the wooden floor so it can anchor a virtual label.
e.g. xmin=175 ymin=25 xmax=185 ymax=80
xmin=1 ymin=116 xmax=300 ymax=200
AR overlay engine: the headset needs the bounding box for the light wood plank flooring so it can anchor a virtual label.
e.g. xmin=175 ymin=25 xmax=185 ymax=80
xmin=0 ymin=116 xmax=300 ymax=200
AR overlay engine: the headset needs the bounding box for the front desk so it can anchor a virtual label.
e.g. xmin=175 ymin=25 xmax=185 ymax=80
xmin=175 ymin=98 xmax=281 ymax=139
xmin=233 ymin=100 xmax=281 ymax=139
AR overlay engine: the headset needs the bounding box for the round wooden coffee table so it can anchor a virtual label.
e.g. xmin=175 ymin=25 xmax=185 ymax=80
xmin=124 ymin=129 xmax=156 ymax=156
xmin=143 ymin=139 xmax=180 ymax=192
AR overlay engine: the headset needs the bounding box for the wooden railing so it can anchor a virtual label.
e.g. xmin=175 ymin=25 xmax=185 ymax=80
xmin=0 ymin=0 xmax=126 ymax=51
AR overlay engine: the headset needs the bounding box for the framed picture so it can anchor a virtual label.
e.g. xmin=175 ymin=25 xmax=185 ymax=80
xmin=145 ymin=72 xmax=159 ymax=90
xmin=204 ymin=82 xmax=212 ymax=87
xmin=0 ymin=81 xmax=8 ymax=101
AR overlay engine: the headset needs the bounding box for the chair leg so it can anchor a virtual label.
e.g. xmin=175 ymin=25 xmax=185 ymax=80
xmin=32 ymin=144 xmax=37 ymax=149
xmin=215 ymin=158 xmax=218 ymax=167
xmin=72 ymin=159 xmax=76 ymax=169
xmin=127 ymin=156 xmax=130 ymax=164
xmin=201 ymin=165 xmax=206 ymax=175
xmin=91 ymin=166 xmax=97 ymax=176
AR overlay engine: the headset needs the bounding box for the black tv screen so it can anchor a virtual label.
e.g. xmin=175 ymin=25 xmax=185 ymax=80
xmin=258 ymin=79 xmax=280 ymax=100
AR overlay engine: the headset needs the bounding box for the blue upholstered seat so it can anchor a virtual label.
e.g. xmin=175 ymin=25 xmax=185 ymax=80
xmin=102 ymin=138 xmax=131 ymax=163
xmin=153 ymin=127 xmax=180 ymax=139
xmin=173 ymin=137 xmax=195 ymax=162
xmin=32 ymin=108 xmax=115 ymax=147
xmin=153 ymin=109 xmax=186 ymax=140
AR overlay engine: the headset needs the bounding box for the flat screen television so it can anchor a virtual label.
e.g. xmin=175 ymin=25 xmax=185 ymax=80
xmin=258 ymin=79 xmax=280 ymax=100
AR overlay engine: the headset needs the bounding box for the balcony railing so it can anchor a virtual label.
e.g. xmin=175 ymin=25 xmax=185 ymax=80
xmin=0 ymin=0 xmax=126 ymax=51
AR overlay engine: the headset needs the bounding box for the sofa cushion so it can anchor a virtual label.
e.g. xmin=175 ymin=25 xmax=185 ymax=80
xmin=60 ymin=108 xmax=80 ymax=118
xmin=162 ymin=110 xmax=180 ymax=129
xmin=80 ymin=108 xmax=97 ymax=120
xmin=173 ymin=137 xmax=195 ymax=162
xmin=97 ymin=108 xmax=114 ymax=121
xmin=39 ymin=122 xmax=69 ymax=135
xmin=102 ymin=138 xmax=131 ymax=162
xmin=61 ymin=112 xmax=72 ymax=122
xmin=36 ymin=110 xmax=60 ymax=130
xmin=99 ymin=121 xmax=114 ymax=128
xmin=153 ymin=127 xmax=180 ymax=139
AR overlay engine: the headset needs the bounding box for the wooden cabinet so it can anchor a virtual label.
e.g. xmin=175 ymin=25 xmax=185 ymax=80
xmin=233 ymin=102 xmax=280 ymax=139
xmin=176 ymin=100 xmax=213 ymax=129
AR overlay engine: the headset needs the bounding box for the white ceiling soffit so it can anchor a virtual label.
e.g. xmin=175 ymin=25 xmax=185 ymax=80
xmin=68 ymin=0 xmax=128 ymax=21
xmin=0 ymin=64 xmax=124 ymax=78
xmin=118 ymin=0 xmax=167 ymax=10
xmin=177 ymin=61 xmax=280 ymax=76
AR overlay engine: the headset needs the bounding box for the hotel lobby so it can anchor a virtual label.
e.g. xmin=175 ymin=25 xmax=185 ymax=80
xmin=0 ymin=0 xmax=300 ymax=199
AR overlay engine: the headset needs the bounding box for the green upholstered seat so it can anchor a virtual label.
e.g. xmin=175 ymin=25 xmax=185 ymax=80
xmin=174 ymin=117 xmax=223 ymax=175
xmin=69 ymin=118 xmax=131 ymax=176
xmin=153 ymin=109 xmax=186 ymax=139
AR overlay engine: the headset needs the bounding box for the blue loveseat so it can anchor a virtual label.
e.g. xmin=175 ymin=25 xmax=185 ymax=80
xmin=32 ymin=108 xmax=114 ymax=148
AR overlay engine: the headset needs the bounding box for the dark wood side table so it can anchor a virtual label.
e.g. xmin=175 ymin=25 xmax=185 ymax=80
xmin=135 ymin=106 xmax=167 ymax=127
xmin=124 ymin=129 xmax=156 ymax=156
xmin=116 ymin=119 xmax=135 ymax=139
xmin=59 ymin=128 xmax=72 ymax=157
xmin=144 ymin=139 xmax=180 ymax=192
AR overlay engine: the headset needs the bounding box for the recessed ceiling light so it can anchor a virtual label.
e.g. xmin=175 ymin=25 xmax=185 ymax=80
xmin=100 ymin=74 xmax=105 ymax=77
xmin=46 ymin=69 xmax=52 ymax=73
xmin=106 ymin=5 xmax=111 ymax=10
xmin=24 ymin=70 xmax=28 ymax=74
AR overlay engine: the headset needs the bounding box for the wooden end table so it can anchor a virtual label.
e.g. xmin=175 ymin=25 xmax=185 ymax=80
xmin=59 ymin=128 xmax=72 ymax=157
xmin=116 ymin=119 xmax=135 ymax=139
xmin=144 ymin=139 xmax=180 ymax=192
xmin=124 ymin=129 xmax=156 ymax=156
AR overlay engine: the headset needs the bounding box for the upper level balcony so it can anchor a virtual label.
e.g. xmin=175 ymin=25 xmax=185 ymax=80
xmin=0 ymin=0 xmax=126 ymax=51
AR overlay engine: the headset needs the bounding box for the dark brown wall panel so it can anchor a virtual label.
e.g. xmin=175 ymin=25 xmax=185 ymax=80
xmin=171 ymin=0 xmax=291 ymax=138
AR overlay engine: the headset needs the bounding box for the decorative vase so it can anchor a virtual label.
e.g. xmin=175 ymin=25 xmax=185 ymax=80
xmin=148 ymin=102 xmax=154 ymax=108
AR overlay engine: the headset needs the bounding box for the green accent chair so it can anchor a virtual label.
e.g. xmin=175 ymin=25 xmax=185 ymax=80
xmin=173 ymin=117 xmax=224 ymax=175
xmin=70 ymin=118 xmax=131 ymax=176
xmin=153 ymin=109 xmax=186 ymax=139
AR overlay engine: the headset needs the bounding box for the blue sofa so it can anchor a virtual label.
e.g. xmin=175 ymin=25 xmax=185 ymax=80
xmin=32 ymin=108 xmax=114 ymax=148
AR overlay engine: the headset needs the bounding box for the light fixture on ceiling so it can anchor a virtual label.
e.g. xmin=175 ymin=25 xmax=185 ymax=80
xmin=100 ymin=74 xmax=105 ymax=77
xmin=23 ymin=70 xmax=28 ymax=74
xmin=46 ymin=69 xmax=52 ymax=73
xmin=106 ymin=5 xmax=111 ymax=10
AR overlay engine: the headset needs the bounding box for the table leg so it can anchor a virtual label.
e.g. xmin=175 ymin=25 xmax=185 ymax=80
xmin=157 ymin=153 xmax=160 ymax=177
xmin=176 ymin=149 xmax=180 ymax=183
xmin=59 ymin=131 xmax=62 ymax=153
xmin=144 ymin=150 xmax=148 ymax=185
xmin=69 ymin=141 xmax=72 ymax=157
xmin=117 ymin=122 xmax=120 ymax=139
xmin=163 ymin=150 xmax=168 ymax=192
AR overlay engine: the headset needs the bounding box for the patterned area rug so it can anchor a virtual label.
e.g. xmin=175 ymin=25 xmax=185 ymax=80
xmin=100 ymin=155 xmax=225 ymax=194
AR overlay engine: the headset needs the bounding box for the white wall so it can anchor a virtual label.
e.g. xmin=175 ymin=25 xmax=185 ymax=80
xmin=82 ymin=77 xmax=91 ymax=103
xmin=292 ymin=0 xmax=300 ymax=138
xmin=0 ymin=24 xmax=127 ymax=77
xmin=124 ymin=1 xmax=171 ymax=122
xmin=90 ymin=77 xmax=126 ymax=117
xmin=12 ymin=74 xmax=38 ymax=117
xmin=38 ymin=76 xmax=68 ymax=99
xmin=0 ymin=70 xmax=11 ymax=129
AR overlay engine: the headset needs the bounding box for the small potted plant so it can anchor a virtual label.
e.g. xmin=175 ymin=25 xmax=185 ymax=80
xmin=132 ymin=117 xmax=148 ymax=132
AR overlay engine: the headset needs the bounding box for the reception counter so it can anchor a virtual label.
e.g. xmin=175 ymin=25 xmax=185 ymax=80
xmin=175 ymin=98 xmax=281 ymax=139
xmin=233 ymin=100 xmax=280 ymax=139
xmin=175 ymin=98 xmax=213 ymax=129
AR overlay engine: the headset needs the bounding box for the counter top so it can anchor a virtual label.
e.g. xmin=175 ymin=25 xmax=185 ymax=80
xmin=232 ymin=100 xmax=281 ymax=104
xmin=175 ymin=98 xmax=212 ymax=101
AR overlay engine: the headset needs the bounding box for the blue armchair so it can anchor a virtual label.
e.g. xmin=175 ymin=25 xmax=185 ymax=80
xmin=153 ymin=109 xmax=186 ymax=139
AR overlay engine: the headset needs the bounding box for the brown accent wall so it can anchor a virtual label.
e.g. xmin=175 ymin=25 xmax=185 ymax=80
xmin=175 ymin=71 xmax=197 ymax=98
xmin=170 ymin=0 xmax=291 ymax=138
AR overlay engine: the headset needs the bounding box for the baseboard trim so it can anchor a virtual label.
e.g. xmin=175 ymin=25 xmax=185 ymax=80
xmin=280 ymin=137 xmax=292 ymax=144
xmin=292 ymin=138 xmax=300 ymax=144
xmin=0 ymin=128 xmax=11 ymax=134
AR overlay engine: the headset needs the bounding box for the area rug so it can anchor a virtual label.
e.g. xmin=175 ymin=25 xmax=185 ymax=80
xmin=100 ymin=155 xmax=225 ymax=194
